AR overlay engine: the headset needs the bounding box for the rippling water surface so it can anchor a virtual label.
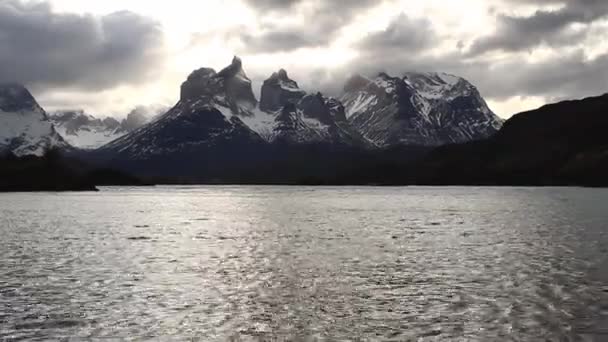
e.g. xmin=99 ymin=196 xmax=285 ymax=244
xmin=1 ymin=186 xmax=608 ymax=341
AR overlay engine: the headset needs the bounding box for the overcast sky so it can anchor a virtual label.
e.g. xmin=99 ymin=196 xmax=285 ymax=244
xmin=1 ymin=0 xmax=607 ymax=118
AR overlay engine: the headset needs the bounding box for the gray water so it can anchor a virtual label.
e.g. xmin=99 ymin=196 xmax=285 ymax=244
xmin=0 ymin=187 xmax=607 ymax=341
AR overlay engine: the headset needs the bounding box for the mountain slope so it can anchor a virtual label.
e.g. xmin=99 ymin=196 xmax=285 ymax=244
xmin=0 ymin=84 xmax=70 ymax=156
xmin=341 ymin=72 xmax=503 ymax=147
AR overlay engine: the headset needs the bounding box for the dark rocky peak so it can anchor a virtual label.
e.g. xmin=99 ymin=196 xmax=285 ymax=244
xmin=277 ymin=69 xmax=288 ymax=79
xmin=298 ymin=92 xmax=334 ymax=125
xmin=0 ymin=83 xmax=44 ymax=114
xmin=217 ymin=56 xmax=244 ymax=79
xmin=180 ymin=67 xmax=221 ymax=101
xmin=267 ymin=68 xmax=299 ymax=88
xmin=179 ymin=56 xmax=257 ymax=110
xmin=260 ymin=68 xmax=306 ymax=112
xmin=219 ymin=56 xmax=257 ymax=109
xmin=325 ymin=97 xmax=347 ymax=122
xmin=296 ymin=92 xmax=347 ymax=124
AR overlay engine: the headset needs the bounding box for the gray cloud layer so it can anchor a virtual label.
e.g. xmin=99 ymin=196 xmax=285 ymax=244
xmin=357 ymin=13 xmax=437 ymax=52
xmin=238 ymin=0 xmax=382 ymax=52
xmin=339 ymin=48 xmax=608 ymax=103
xmin=239 ymin=0 xmax=608 ymax=110
xmin=0 ymin=0 xmax=166 ymax=90
xmin=470 ymin=0 xmax=608 ymax=54
xmin=3 ymin=0 xmax=607 ymax=116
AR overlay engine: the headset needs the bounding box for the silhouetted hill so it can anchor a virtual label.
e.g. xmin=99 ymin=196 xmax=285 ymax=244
xmin=0 ymin=150 xmax=148 ymax=192
xmin=0 ymin=150 xmax=98 ymax=192
xmin=408 ymin=94 xmax=608 ymax=186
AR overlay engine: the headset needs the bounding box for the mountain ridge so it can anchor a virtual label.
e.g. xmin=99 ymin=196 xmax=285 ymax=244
xmin=49 ymin=106 xmax=163 ymax=149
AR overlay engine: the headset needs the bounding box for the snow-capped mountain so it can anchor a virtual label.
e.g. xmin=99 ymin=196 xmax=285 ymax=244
xmin=50 ymin=106 xmax=160 ymax=149
xmin=0 ymin=83 xmax=70 ymax=156
xmin=341 ymin=72 xmax=503 ymax=147
xmin=99 ymin=57 xmax=367 ymax=162
xmin=98 ymin=57 xmax=266 ymax=161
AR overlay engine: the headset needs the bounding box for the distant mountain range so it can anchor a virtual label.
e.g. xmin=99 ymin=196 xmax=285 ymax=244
xmin=98 ymin=57 xmax=502 ymax=156
xmin=1 ymin=56 xmax=606 ymax=187
xmin=49 ymin=105 xmax=165 ymax=149
xmin=89 ymin=57 xmax=503 ymax=179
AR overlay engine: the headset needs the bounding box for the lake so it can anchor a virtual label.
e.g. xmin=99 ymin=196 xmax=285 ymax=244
xmin=1 ymin=186 xmax=607 ymax=340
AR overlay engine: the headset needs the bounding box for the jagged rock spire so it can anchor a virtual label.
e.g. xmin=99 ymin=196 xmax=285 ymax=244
xmin=179 ymin=56 xmax=257 ymax=108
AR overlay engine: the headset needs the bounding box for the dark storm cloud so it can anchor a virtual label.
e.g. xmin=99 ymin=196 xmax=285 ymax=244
xmin=242 ymin=0 xmax=377 ymax=14
xmin=0 ymin=0 xmax=166 ymax=90
xmin=229 ymin=0 xmax=608 ymax=108
xmin=241 ymin=0 xmax=301 ymax=11
xmin=470 ymin=0 xmax=608 ymax=54
xmin=236 ymin=0 xmax=382 ymax=52
xmin=240 ymin=29 xmax=328 ymax=53
xmin=357 ymin=13 xmax=437 ymax=52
